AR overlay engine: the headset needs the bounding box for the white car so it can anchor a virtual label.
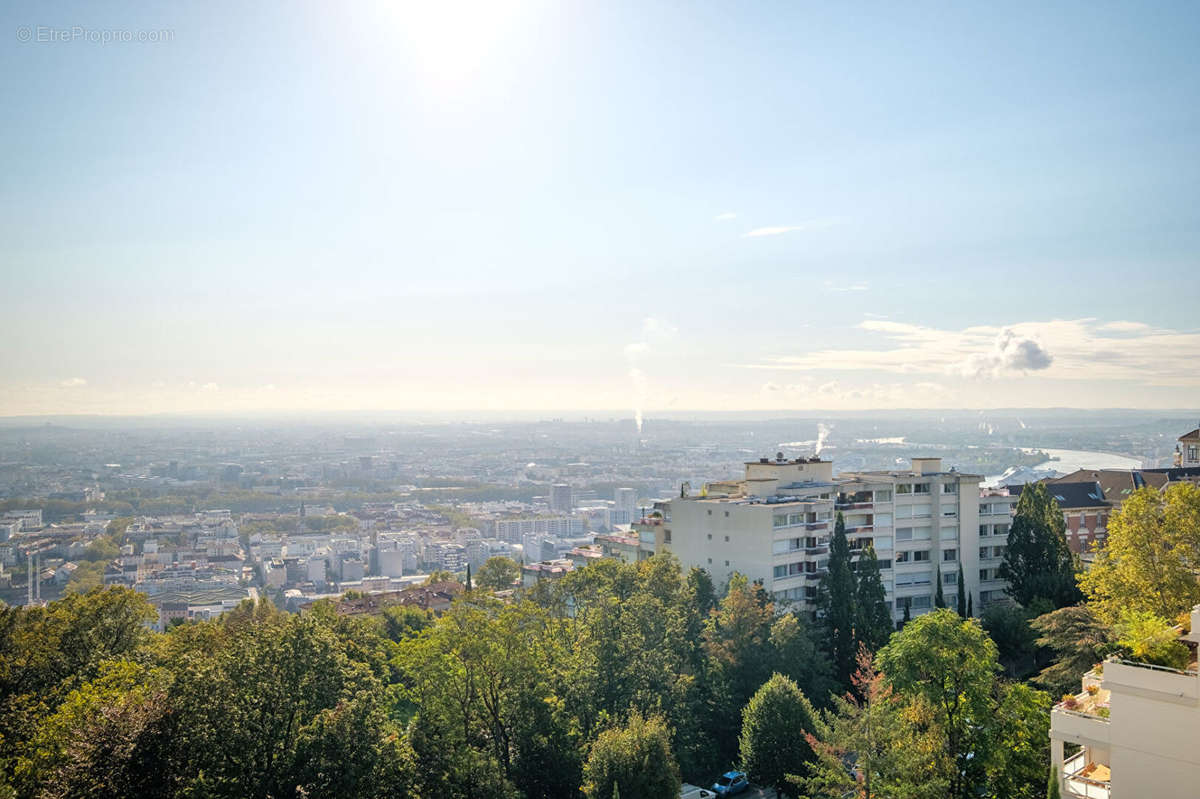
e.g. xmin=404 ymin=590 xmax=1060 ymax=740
xmin=681 ymin=784 xmax=716 ymax=799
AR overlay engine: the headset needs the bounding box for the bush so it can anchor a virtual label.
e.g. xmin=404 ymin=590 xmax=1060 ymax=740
xmin=1117 ymin=611 xmax=1191 ymax=671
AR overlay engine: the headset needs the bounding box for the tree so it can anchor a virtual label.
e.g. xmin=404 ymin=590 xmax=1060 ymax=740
xmin=1046 ymin=764 xmax=1061 ymax=799
xmin=703 ymin=573 xmax=777 ymax=761
xmin=581 ymin=712 xmax=679 ymax=799
xmin=816 ymin=512 xmax=856 ymax=687
xmin=1029 ymin=605 xmax=1115 ymax=697
xmin=999 ymin=484 xmax=1080 ymax=609
xmin=798 ymin=648 xmax=950 ymax=799
xmin=475 ymin=556 xmax=521 ymax=591
xmin=983 ymin=683 xmax=1051 ymax=799
xmin=739 ymin=673 xmax=818 ymax=798
xmin=876 ymin=610 xmax=999 ymax=799
xmin=424 ymin=569 xmax=455 ymax=585
xmin=935 ymin=566 xmax=946 ymax=609
xmin=465 ymin=564 xmax=473 ymax=592
xmin=956 ymin=569 xmax=967 ymax=617
xmin=981 ymin=604 xmax=1037 ymax=678
xmin=1115 ymin=610 xmax=1191 ymax=670
xmin=768 ymin=613 xmax=834 ymax=705
xmin=853 ymin=545 xmax=893 ymax=655
xmin=1081 ymin=482 xmax=1200 ymax=625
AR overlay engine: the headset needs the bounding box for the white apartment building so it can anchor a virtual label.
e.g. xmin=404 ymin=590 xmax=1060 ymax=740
xmin=615 ymin=487 xmax=638 ymax=518
xmin=494 ymin=516 xmax=585 ymax=543
xmin=1051 ymin=604 xmax=1200 ymax=799
xmin=837 ymin=457 xmax=983 ymax=622
xmin=977 ymin=489 xmax=1018 ymax=606
xmin=662 ymin=454 xmax=1004 ymax=621
xmin=661 ymin=455 xmax=838 ymax=612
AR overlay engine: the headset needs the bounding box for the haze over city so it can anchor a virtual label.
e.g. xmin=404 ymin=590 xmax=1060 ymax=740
xmin=3 ymin=0 xmax=1199 ymax=416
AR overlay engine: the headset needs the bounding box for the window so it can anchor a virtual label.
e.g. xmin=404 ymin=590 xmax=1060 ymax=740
xmin=664 ymin=530 xmax=671 ymax=543
xmin=874 ymin=559 xmax=892 ymax=570
xmin=994 ymin=523 xmax=1010 ymax=537
xmin=943 ymin=548 xmax=957 ymax=561
xmin=707 ymin=558 xmax=712 ymax=564
xmin=912 ymin=550 xmax=930 ymax=562
xmin=724 ymin=535 xmax=729 ymax=542
xmin=896 ymin=528 xmax=913 ymax=541
xmin=943 ymin=571 xmax=957 ymax=585
xmin=896 ymin=505 xmax=914 ymax=520
xmin=912 ymin=503 xmax=932 ymax=518
xmin=707 ymin=510 xmax=712 ymax=516
xmin=896 ymin=484 xmax=912 ymax=495
xmin=788 ymin=512 xmax=803 ymax=526
xmin=724 ymin=511 xmax=729 ymax=517
xmin=895 ymin=551 xmax=910 ymax=563
xmin=979 ymin=524 xmax=990 ymax=537
xmin=913 ymin=483 xmax=931 ymax=494
xmin=942 ymin=507 xmax=958 ymax=517
xmin=875 ymin=489 xmax=893 ymax=502
xmin=993 ymin=545 xmax=1007 ymax=558
xmin=979 ymin=568 xmax=991 ymax=581
xmin=707 ymin=533 xmax=712 ymax=540
xmin=724 ymin=560 xmax=729 ymax=567
xmin=940 ymin=525 xmax=958 ymax=540
xmin=774 ymin=565 xmax=787 ymax=579
xmin=980 ymin=547 xmax=990 ymax=559
xmin=773 ymin=514 xmax=787 ymax=528
xmin=942 ymin=483 xmax=958 ymax=494
xmin=875 ymin=512 xmax=893 ymax=528
xmin=911 ymin=596 xmax=932 ymax=609
xmin=873 ymin=535 xmax=892 ymax=549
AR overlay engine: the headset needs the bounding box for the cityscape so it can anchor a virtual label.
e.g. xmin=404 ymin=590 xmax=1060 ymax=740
xmin=3 ymin=1 xmax=1200 ymax=798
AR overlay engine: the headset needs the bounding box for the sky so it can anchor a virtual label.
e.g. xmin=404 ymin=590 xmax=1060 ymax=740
xmin=1 ymin=0 xmax=1199 ymax=416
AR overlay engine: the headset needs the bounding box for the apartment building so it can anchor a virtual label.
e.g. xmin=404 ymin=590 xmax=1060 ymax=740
xmin=1051 ymin=604 xmax=1200 ymax=799
xmin=837 ymin=457 xmax=984 ymax=621
xmin=658 ymin=455 xmax=837 ymax=613
xmin=661 ymin=454 xmax=1000 ymax=621
xmin=977 ymin=489 xmax=1017 ymax=606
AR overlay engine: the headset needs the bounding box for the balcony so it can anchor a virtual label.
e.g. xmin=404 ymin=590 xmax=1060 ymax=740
xmin=1051 ymin=685 xmax=1110 ymax=745
xmin=804 ymin=521 xmax=829 ymax=531
xmin=1061 ymin=750 xmax=1110 ymax=799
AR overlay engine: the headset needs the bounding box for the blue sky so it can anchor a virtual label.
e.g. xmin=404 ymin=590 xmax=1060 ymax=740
xmin=2 ymin=0 xmax=1199 ymax=414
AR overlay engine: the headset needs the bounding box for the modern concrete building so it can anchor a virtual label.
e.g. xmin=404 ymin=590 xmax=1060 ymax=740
xmin=550 ymin=483 xmax=573 ymax=513
xmin=836 ymin=457 xmax=984 ymax=622
xmin=1051 ymin=604 xmax=1200 ymax=799
xmin=657 ymin=455 xmax=837 ymax=612
xmin=658 ymin=453 xmax=1000 ymax=621
xmin=615 ymin=487 xmax=638 ymax=518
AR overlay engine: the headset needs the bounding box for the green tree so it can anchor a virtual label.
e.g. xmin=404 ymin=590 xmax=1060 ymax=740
xmin=1046 ymin=764 xmax=1061 ymax=799
xmin=816 ymin=512 xmax=857 ymax=688
xmin=798 ymin=648 xmax=950 ymax=799
xmin=739 ymin=673 xmax=818 ymax=798
xmin=999 ymin=484 xmax=1080 ymax=609
xmin=1115 ymin=610 xmax=1190 ymax=670
xmin=981 ymin=604 xmax=1037 ymax=678
xmin=703 ymin=573 xmax=776 ymax=762
xmin=935 ymin=566 xmax=946 ymax=609
xmin=581 ymin=712 xmax=679 ymax=799
xmin=1029 ymin=605 xmax=1114 ymax=697
xmin=768 ymin=613 xmax=834 ymax=706
xmin=876 ymin=610 xmax=999 ymax=799
xmin=956 ymin=569 xmax=967 ymax=617
xmin=983 ymin=683 xmax=1052 ymax=799
xmin=853 ymin=545 xmax=893 ymax=655
xmin=1081 ymin=482 xmax=1200 ymax=625
xmin=475 ymin=556 xmax=521 ymax=591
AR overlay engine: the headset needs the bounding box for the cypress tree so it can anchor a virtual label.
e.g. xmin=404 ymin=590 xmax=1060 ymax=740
xmin=956 ymin=568 xmax=968 ymax=617
xmin=854 ymin=544 xmax=894 ymax=653
xmin=968 ymin=593 xmax=973 ymax=617
xmin=465 ymin=563 xmax=473 ymax=592
xmin=817 ymin=511 xmax=857 ymax=688
xmin=999 ymin=483 xmax=1081 ymax=608
xmin=935 ymin=565 xmax=946 ymax=608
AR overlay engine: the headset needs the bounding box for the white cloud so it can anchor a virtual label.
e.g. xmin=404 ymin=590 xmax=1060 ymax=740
xmin=1099 ymin=320 xmax=1151 ymax=332
xmin=958 ymin=329 xmax=1053 ymax=379
xmin=713 ymin=212 xmax=737 ymax=222
xmin=824 ymin=280 xmax=870 ymax=292
xmin=747 ymin=318 xmax=1200 ymax=387
xmin=59 ymin=377 xmax=87 ymax=388
xmin=742 ymin=218 xmax=840 ymax=238
xmin=200 ymin=382 xmax=220 ymax=392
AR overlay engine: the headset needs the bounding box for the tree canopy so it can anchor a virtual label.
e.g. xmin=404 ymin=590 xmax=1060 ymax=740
xmin=998 ymin=483 xmax=1080 ymax=609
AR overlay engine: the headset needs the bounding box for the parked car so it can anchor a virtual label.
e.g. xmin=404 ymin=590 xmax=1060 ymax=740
xmin=711 ymin=771 xmax=749 ymax=796
xmin=680 ymin=784 xmax=715 ymax=799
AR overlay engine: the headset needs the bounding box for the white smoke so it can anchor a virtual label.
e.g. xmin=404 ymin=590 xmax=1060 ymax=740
xmin=815 ymin=423 xmax=832 ymax=456
xmin=624 ymin=318 xmax=676 ymax=436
